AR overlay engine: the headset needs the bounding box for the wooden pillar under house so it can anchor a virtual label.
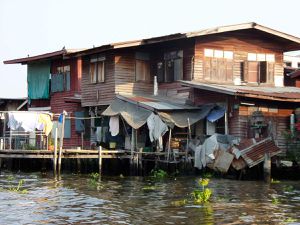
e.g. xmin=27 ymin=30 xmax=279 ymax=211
xmin=53 ymin=128 xmax=58 ymax=176
xmin=98 ymin=146 xmax=102 ymax=177
xmin=263 ymin=152 xmax=271 ymax=183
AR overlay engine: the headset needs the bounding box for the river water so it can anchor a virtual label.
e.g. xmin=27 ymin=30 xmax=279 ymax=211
xmin=0 ymin=172 xmax=299 ymax=225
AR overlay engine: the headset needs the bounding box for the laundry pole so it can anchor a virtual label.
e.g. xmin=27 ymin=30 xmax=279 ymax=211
xmin=58 ymin=111 xmax=66 ymax=175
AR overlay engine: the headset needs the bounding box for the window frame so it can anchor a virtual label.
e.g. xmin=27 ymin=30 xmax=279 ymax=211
xmin=135 ymin=52 xmax=150 ymax=82
xmin=51 ymin=65 xmax=71 ymax=93
xmin=90 ymin=56 xmax=105 ymax=84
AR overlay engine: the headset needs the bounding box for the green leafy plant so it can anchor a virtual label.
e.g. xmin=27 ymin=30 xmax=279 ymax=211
xmin=88 ymin=173 xmax=104 ymax=190
xmin=5 ymin=179 xmax=28 ymax=194
xmin=150 ymin=169 xmax=168 ymax=179
xmin=271 ymin=196 xmax=280 ymax=204
xmin=191 ymin=178 xmax=212 ymax=204
xmin=283 ymin=185 xmax=294 ymax=192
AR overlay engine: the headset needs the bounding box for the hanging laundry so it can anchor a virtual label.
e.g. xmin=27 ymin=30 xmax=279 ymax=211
xmin=8 ymin=112 xmax=39 ymax=132
xmin=8 ymin=112 xmax=53 ymax=135
xmin=147 ymin=113 xmax=168 ymax=142
xmin=58 ymin=114 xmax=63 ymax=123
xmin=109 ymin=116 xmax=119 ymax=136
xmin=38 ymin=114 xmax=53 ymax=136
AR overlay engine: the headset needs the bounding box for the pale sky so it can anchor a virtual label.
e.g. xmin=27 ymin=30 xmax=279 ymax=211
xmin=1 ymin=0 xmax=300 ymax=98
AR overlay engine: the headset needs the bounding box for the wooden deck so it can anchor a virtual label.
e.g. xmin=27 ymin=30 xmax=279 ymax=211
xmin=0 ymin=149 xmax=131 ymax=159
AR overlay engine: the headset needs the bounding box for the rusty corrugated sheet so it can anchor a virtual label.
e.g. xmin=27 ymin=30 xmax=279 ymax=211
xmin=181 ymin=81 xmax=300 ymax=102
xmin=238 ymin=138 xmax=281 ymax=168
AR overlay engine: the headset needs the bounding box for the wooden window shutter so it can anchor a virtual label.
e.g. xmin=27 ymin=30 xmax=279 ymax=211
xmin=57 ymin=73 xmax=64 ymax=92
xmin=204 ymin=59 xmax=211 ymax=80
xmin=217 ymin=59 xmax=225 ymax=81
xmin=97 ymin=61 xmax=105 ymax=83
xmin=90 ymin=63 xmax=97 ymax=83
xmin=157 ymin=62 xmax=164 ymax=83
xmin=65 ymin=71 xmax=71 ymax=91
xmin=248 ymin=61 xmax=258 ymax=82
xmin=241 ymin=61 xmax=247 ymax=82
xmin=136 ymin=60 xmax=150 ymax=81
xmin=64 ymin=119 xmax=71 ymax=138
xmin=211 ymin=58 xmax=218 ymax=81
xmin=75 ymin=111 xmax=85 ymax=133
xmin=226 ymin=60 xmax=233 ymax=81
xmin=259 ymin=61 xmax=267 ymax=83
xmin=51 ymin=74 xmax=57 ymax=92
xmin=174 ymin=58 xmax=183 ymax=81
xmin=267 ymin=62 xmax=274 ymax=84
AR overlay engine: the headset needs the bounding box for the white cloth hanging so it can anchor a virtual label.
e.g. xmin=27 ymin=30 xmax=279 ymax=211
xmin=109 ymin=116 xmax=119 ymax=136
xmin=147 ymin=113 xmax=168 ymax=142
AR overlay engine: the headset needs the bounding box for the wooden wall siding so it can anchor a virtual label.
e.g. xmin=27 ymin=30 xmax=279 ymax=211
xmin=114 ymin=45 xmax=194 ymax=96
xmin=114 ymin=52 xmax=153 ymax=95
xmin=81 ymin=53 xmax=115 ymax=107
xmin=237 ymin=104 xmax=295 ymax=152
xmin=51 ymin=58 xmax=89 ymax=148
xmin=193 ymin=34 xmax=283 ymax=83
xmin=158 ymin=82 xmax=191 ymax=101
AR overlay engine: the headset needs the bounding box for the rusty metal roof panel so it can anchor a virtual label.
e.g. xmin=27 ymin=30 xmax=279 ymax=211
xmin=238 ymin=138 xmax=281 ymax=168
xmin=181 ymin=81 xmax=300 ymax=102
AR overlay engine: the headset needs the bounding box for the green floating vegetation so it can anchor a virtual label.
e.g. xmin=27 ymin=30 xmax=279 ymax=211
xmin=284 ymin=217 xmax=297 ymax=223
xmin=283 ymin=185 xmax=294 ymax=192
xmin=191 ymin=178 xmax=212 ymax=204
xmin=1 ymin=178 xmax=28 ymax=194
xmin=171 ymin=199 xmax=187 ymax=207
xmin=88 ymin=173 xmax=104 ymax=190
xmin=142 ymin=185 xmax=157 ymax=191
xmin=150 ymin=169 xmax=168 ymax=180
xmin=271 ymin=196 xmax=280 ymax=205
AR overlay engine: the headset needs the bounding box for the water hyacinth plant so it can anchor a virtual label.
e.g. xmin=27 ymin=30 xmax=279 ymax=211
xmin=150 ymin=169 xmax=168 ymax=180
xmin=191 ymin=178 xmax=212 ymax=204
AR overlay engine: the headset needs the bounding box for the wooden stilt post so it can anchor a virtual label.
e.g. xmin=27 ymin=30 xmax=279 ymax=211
xmin=186 ymin=118 xmax=191 ymax=168
xmin=263 ymin=152 xmax=271 ymax=183
xmin=98 ymin=146 xmax=102 ymax=177
xmin=130 ymin=128 xmax=135 ymax=175
xmin=58 ymin=112 xmax=66 ymax=176
xmin=167 ymin=129 xmax=172 ymax=162
xmin=138 ymin=147 xmax=143 ymax=175
xmin=53 ymin=128 xmax=58 ymax=176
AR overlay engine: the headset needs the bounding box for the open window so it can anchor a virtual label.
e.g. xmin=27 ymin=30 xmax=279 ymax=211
xmin=135 ymin=52 xmax=150 ymax=82
xmin=51 ymin=65 xmax=70 ymax=92
xmin=157 ymin=50 xmax=183 ymax=83
xmin=242 ymin=61 xmax=274 ymax=84
xmin=90 ymin=56 xmax=105 ymax=83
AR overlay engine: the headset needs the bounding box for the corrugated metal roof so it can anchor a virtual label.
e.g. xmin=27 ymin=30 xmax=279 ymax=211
xmin=69 ymin=22 xmax=300 ymax=57
xmin=181 ymin=81 xmax=300 ymax=102
xmin=237 ymin=138 xmax=281 ymax=168
xmin=117 ymin=93 xmax=199 ymax=111
xmin=3 ymin=49 xmax=84 ymax=64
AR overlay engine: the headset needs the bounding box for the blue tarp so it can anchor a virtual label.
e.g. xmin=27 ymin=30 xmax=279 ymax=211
xmin=207 ymin=107 xmax=225 ymax=123
xmin=27 ymin=62 xmax=50 ymax=99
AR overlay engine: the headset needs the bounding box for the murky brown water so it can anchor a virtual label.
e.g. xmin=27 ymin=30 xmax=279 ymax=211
xmin=0 ymin=173 xmax=299 ymax=225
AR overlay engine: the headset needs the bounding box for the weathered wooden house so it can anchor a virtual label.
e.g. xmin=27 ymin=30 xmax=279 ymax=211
xmin=5 ymin=22 xmax=300 ymax=155
xmin=65 ymin=22 xmax=300 ymax=153
xmin=4 ymin=49 xmax=89 ymax=149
